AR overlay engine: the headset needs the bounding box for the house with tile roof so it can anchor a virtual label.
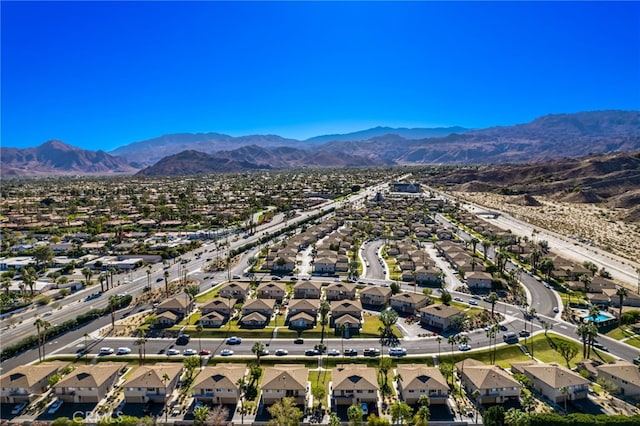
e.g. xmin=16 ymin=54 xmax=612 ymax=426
xmin=419 ymin=304 xmax=466 ymax=331
xmin=395 ymin=364 xmax=450 ymax=405
xmin=390 ymin=292 xmax=430 ymax=315
xmin=293 ymin=280 xmax=322 ymax=299
xmin=332 ymin=364 xmax=379 ymax=407
xmin=192 ymin=364 xmax=247 ymax=404
xmin=218 ymin=281 xmax=250 ymax=301
xmin=511 ymin=361 xmax=589 ymax=403
xmin=0 ymin=361 xmax=67 ymax=403
xmin=360 ymin=285 xmax=392 ymax=307
xmin=596 ymin=361 xmax=640 ymax=397
xmin=455 ymin=359 xmax=521 ymax=404
xmin=54 ymin=363 xmax=124 ymax=403
xmin=261 ymin=364 xmax=309 ymax=406
xmin=124 ymin=363 xmax=183 ymax=403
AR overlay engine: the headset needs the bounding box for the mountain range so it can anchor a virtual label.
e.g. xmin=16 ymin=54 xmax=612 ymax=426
xmin=2 ymin=110 xmax=639 ymax=177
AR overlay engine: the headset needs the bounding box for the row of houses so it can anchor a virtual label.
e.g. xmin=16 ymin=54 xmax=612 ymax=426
xmin=8 ymin=358 xmax=638 ymax=411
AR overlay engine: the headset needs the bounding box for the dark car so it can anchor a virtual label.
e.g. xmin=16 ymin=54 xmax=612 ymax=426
xmin=363 ymin=348 xmax=380 ymax=357
xmin=294 ymin=338 xmax=304 ymax=344
xmin=305 ymin=349 xmax=321 ymax=356
xmin=176 ymin=335 xmax=190 ymax=345
xmin=344 ymin=348 xmax=358 ymax=356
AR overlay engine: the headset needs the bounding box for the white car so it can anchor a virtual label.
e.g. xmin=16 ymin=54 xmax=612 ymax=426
xmin=458 ymin=344 xmax=472 ymax=351
xmin=167 ymin=348 xmax=181 ymax=356
xmin=116 ymin=347 xmax=131 ymax=355
xmin=327 ymin=349 xmax=340 ymax=356
xmin=48 ymin=400 xmax=63 ymax=414
xmin=183 ymin=349 xmax=198 ymax=356
xmin=99 ymin=347 xmax=114 ymax=355
xmin=389 ymin=347 xmax=407 ymax=356
xmin=220 ymin=349 xmax=234 ymax=356
xmin=275 ymin=348 xmax=288 ymax=356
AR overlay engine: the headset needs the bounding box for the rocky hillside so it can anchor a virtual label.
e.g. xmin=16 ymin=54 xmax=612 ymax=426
xmin=0 ymin=140 xmax=136 ymax=176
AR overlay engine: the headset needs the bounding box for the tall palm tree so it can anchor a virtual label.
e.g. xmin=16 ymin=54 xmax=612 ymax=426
xmin=616 ymin=286 xmax=628 ymax=327
xmin=108 ymin=295 xmax=119 ymax=329
xmin=252 ymin=341 xmax=265 ymax=366
xmin=22 ymin=267 xmax=37 ymax=297
xmin=162 ymin=372 xmax=171 ymax=425
xmin=81 ymin=267 xmax=93 ymax=288
xmin=448 ymin=335 xmax=458 ymax=358
xmin=236 ymin=376 xmax=247 ymax=424
xmin=136 ymin=337 xmax=147 ymax=366
xmin=488 ymin=291 xmax=499 ymax=318
xmin=560 ymin=386 xmax=569 ymax=413
xmin=164 ymin=270 xmax=170 ymax=297
xmin=471 ymin=389 xmax=481 ymax=423
xmin=470 ymin=237 xmax=479 ymax=256
xmin=146 ymin=266 xmax=152 ymax=292
xmin=576 ymin=323 xmax=589 ymax=359
xmin=196 ymin=323 xmax=204 ymax=355
xmin=319 ymin=300 xmax=330 ymax=345
xmin=436 ymin=336 xmax=442 ymax=359
xmin=586 ymin=323 xmax=599 ymax=359
xmin=579 ymin=273 xmax=592 ymax=293
xmin=34 ymin=317 xmax=46 ymax=361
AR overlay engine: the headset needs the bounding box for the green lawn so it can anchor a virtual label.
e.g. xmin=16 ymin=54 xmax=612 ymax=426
xmin=309 ymin=369 xmax=331 ymax=405
xmin=195 ymin=288 xmax=219 ymax=303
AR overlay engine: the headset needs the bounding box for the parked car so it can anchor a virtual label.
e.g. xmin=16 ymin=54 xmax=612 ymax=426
xmin=593 ymin=342 xmax=609 ymax=351
xmin=11 ymin=401 xmax=27 ymax=415
xmin=183 ymin=349 xmax=198 ymax=356
xmin=275 ymin=349 xmax=288 ymax=356
xmin=363 ymin=348 xmax=380 ymax=357
xmin=468 ymin=300 xmax=478 ymax=306
xmin=167 ymin=348 xmax=181 ymax=356
xmin=294 ymin=338 xmax=304 ymax=344
xmin=305 ymin=349 xmax=321 ymax=356
xmin=48 ymin=400 xmax=63 ymax=414
xmin=116 ymin=347 xmax=132 ymax=355
xmin=389 ymin=347 xmax=407 ymax=356
xmin=226 ymin=336 xmax=242 ymax=345
xmin=458 ymin=344 xmax=472 ymax=351
xmin=361 ymin=402 xmax=369 ymax=416
xmin=327 ymin=349 xmax=340 ymax=356
xmin=454 ymin=297 xmax=464 ymax=302
xmin=99 ymin=347 xmax=114 ymax=355
xmin=220 ymin=349 xmax=234 ymax=356
xmin=519 ymin=330 xmax=530 ymax=337
xmin=176 ymin=335 xmax=190 ymax=345
xmin=553 ymin=307 xmax=560 ymax=313
xmin=198 ymin=349 xmax=211 ymax=356
xmin=343 ymin=348 xmax=358 ymax=356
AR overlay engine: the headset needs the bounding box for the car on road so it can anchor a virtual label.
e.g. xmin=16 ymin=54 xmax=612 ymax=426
xmin=99 ymin=347 xmax=114 ymax=355
xmin=553 ymin=307 xmax=560 ymax=313
xmin=454 ymin=297 xmax=464 ymax=302
xmin=458 ymin=344 xmax=472 ymax=351
xmin=471 ymin=295 xmax=481 ymax=300
xmin=183 ymin=349 xmax=198 ymax=356
xmin=305 ymin=349 xmax=321 ymax=356
xmin=156 ymin=277 xmax=163 ymax=282
xmin=519 ymin=330 xmax=530 ymax=337
xmin=593 ymin=342 xmax=609 ymax=351
xmin=226 ymin=336 xmax=242 ymax=345
xmin=116 ymin=347 xmax=132 ymax=355
xmin=327 ymin=349 xmax=340 ymax=356
xmin=232 ymin=275 xmax=241 ymax=279
xmin=363 ymin=348 xmax=380 ymax=357
xmin=176 ymin=335 xmax=190 ymax=345
xmin=11 ymin=401 xmax=27 ymax=415
xmin=48 ymin=400 xmax=63 ymax=414
xmin=259 ymin=348 xmax=270 ymax=356
xmin=344 ymin=348 xmax=358 ymax=356
xmin=167 ymin=348 xmax=181 ymax=356
xmin=220 ymin=349 xmax=234 ymax=356
xmin=468 ymin=300 xmax=478 ymax=306
xmin=275 ymin=349 xmax=288 ymax=356
xmin=389 ymin=347 xmax=407 ymax=356
xmin=198 ymin=349 xmax=211 ymax=356
xmin=294 ymin=338 xmax=304 ymax=344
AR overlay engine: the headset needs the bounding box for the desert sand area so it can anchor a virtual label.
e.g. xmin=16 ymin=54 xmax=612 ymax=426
xmin=452 ymin=191 xmax=640 ymax=271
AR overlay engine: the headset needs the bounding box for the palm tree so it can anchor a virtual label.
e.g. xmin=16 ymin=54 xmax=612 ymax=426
xmin=539 ymin=258 xmax=555 ymax=282
xmin=236 ymin=376 xmax=247 ymax=424
xmin=576 ymin=323 xmax=589 ymax=359
xmin=471 ymin=389 xmax=481 ymax=423
xmin=448 ymin=335 xmax=458 ymax=358
xmin=196 ymin=323 xmax=204 ymax=355
xmin=22 ymin=267 xmax=37 ymax=297
xmin=146 ymin=266 xmax=152 ymax=291
xmin=470 ymin=237 xmax=479 ymax=256
xmin=413 ymin=405 xmax=430 ymax=426
xmin=579 ymin=273 xmax=592 ymax=293
xmin=488 ymin=291 xmax=499 ymax=318
xmin=81 ymin=267 xmax=93 ymax=288
xmin=163 ymin=270 xmax=170 ymax=297
xmin=98 ymin=273 xmax=106 ymax=293
xmin=108 ymin=295 xmax=119 ymax=329
xmin=436 ymin=336 xmax=442 ymax=358
xmin=84 ymin=332 xmax=90 ymax=363
xmin=34 ymin=317 xmax=47 ymax=361
xmin=586 ymin=323 xmax=599 ymax=359
xmin=616 ymin=286 xmax=628 ymax=327
xmin=252 ymin=341 xmax=265 ymax=366
xmin=162 ymin=372 xmax=171 ymax=425
xmin=135 ymin=337 xmax=147 ymax=366
xmin=319 ymin=300 xmax=330 ymax=345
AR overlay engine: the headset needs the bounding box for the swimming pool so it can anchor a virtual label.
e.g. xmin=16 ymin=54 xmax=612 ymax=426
xmin=582 ymin=312 xmax=615 ymax=323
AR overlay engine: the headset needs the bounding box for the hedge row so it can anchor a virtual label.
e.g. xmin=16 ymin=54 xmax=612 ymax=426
xmin=529 ymin=413 xmax=640 ymax=426
xmin=0 ymin=294 xmax=132 ymax=361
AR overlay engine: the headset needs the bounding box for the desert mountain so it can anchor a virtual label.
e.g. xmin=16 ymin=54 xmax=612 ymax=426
xmin=0 ymin=140 xmax=136 ymax=177
xmin=135 ymin=145 xmax=389 ymax=176
xmin=426 ymin=149 xmax=640 ymax=213
xmin=319 ymin=110 xmax=640 ymax=164
xmin=304 ymin=126 xmax=469 ymax=143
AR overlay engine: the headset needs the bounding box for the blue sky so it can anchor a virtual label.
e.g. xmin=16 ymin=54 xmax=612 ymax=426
xmin=2 ymin=1 xmax=639 ymax=151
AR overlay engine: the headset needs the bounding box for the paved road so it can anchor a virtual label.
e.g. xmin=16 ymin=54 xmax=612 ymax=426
xmin=362 ymin=240 xmax=386 ymax=280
